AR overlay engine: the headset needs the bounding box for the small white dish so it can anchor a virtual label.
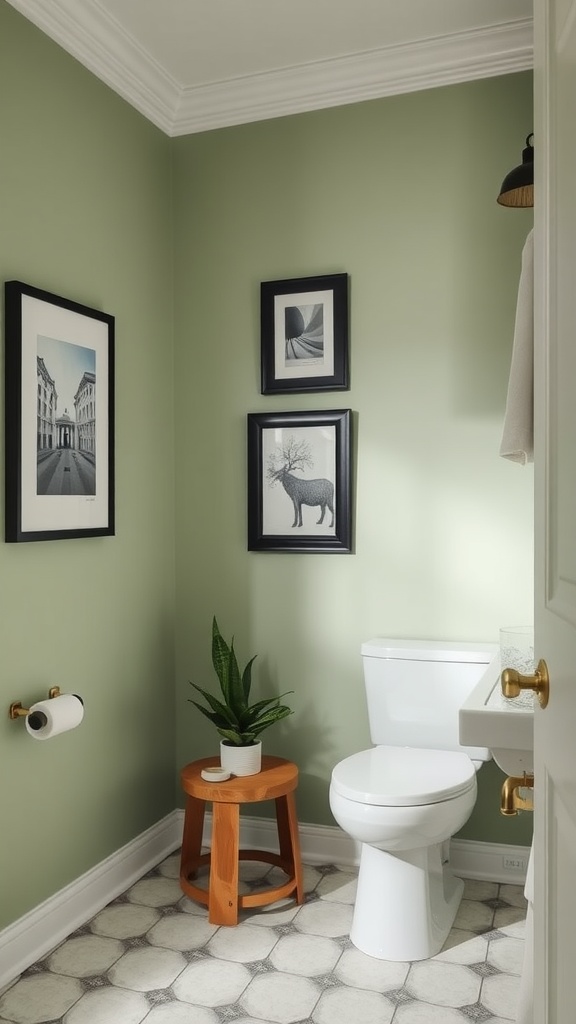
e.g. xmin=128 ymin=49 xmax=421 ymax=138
xmin=201 ymin=766 xmax=231 ymax=782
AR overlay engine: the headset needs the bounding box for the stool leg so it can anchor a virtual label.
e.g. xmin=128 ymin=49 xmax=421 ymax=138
xmin=276 ymin=793 xmax=304 ymax=904
xmin=180 ymin=796 xmax=205 ymax=885
xmin=209 ymin=802 xmax=240 ymax=925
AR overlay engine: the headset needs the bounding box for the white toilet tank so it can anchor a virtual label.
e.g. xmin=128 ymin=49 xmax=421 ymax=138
xmin=362 ymin=638 xmax=498 ymax=759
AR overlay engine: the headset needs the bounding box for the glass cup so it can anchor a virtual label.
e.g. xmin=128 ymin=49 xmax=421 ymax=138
xmin=500 ymin=626 xmax=535 ymax=706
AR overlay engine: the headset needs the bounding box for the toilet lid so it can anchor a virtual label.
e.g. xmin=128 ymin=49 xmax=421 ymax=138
xmin=331 ymin=746 xmax=476 ymax=806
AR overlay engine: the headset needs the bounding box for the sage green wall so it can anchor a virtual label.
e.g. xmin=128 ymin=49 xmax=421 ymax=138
xmin=173 ymin=73 xmax=534 ymax=848
xmin=0 ymin=0 xmax=534 ymax=938
xmin=0 ymin=3 xmax=176 ymax=929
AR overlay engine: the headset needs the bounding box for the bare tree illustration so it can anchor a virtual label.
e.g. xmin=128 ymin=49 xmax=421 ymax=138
xmin=267 ymin=435 xmax=334 ymax=528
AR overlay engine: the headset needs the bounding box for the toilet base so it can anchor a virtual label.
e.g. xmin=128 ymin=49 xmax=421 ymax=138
xmin=350 ymin=840 xmax=463 ymax=961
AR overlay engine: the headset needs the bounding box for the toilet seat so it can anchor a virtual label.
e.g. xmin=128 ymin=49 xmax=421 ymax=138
xmin=331 ymin=746 xmax=476 ymax=806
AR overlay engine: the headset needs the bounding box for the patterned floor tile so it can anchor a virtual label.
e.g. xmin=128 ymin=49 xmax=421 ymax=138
xmin=292 ymin=899 xmax=353 ymax=938
xmin=0 ymin=972 xmax=83 ymax=1023
xmin=241 ymin=902 xmax=300 ymax=928
xmin=438 ymin=927 xmax=479 ymax=952
xmin=173 ymin=959 xmax=251 ymax=1006
xmin=232 ymin=1019 xmax=275 ymax=1024
xmin=406 ymin=960 xmax=481 ymax=1007
xmin=467 ymin=960 xmax=501 ymax=978
xmin=393 ymin=1003 xmax=469 ymax=1023
xmin=0 ymin=857 xmax=527 ymax=1024
xmin=315 ymin=871 xmax=357 ymax=905
xmin=270 ymin=934 xmax=341 ymax=976
xmin=459 ymin=1002 xmax=494 ymax=1022
xmin=144 ymin=1005 xmax=218 ymax=1023
xmin=47 ymin=935 xmax=124 ymax=977
xmin=481 ymin=972 xmax=521 ymax=1020
xmin=435 ymin=934 xmax=489 ymax=965
xmin=493 ymin=905 xmax=527 ymax=929
xmin=156 ymin=853 xmax=182 ymax=880
xmin=90 ymin=902 xmax=161 ymax=938
xmin=312 ymin=985 xmax=395 ymax=1024
xmin=462 ymin=879 xmax=499 ymax=902
xmin=108 ymin=946 xmax=186 ymax=991
xmin=453 ymin=898 xmax=494 ymax=933
xmin=63 ymin=986 xmax=149 ymax=1024
xmin=302 ymin=865 xmax=323 ymax=892
xmin=487 ymin=935 xmax=524 ymax=975
xmin=207 ymin=923 xmax=278 ymax=963
xmin=126 ymin=877 xmax=184 ymax=907
xmin=500 ymin=884 xmax=529 ymax=909
xmin=147 ymin=912 xmax=218 ymax=951
xmin=334 ymin=947 xmax=409 ymax=992
xmin=240 ymin=972 xmax=320 ymax=1023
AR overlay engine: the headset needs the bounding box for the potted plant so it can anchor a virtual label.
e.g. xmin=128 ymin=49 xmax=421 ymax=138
xmin=189 ymin=617 xmax=293 ymax=776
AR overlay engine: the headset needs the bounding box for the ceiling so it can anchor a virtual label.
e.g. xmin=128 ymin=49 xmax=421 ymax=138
xmin=6 ymin=0 xmax=533 ymax=136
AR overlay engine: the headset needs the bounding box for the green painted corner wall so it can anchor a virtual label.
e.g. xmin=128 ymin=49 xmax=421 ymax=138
xmin=0 ymin=2 xmax=176 ymax=929
xmin=0 ymin=1 xmax=534 ymax=933
xmin=173 ymin=74 xmax=534 ymax=849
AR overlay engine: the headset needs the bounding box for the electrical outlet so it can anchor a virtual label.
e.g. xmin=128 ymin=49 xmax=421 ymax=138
xmin=503 ymin=855 xmax=527 ymax=872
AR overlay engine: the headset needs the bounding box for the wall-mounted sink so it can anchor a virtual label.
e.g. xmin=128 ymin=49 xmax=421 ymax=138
xmin=459 ymin=654 xmax=534 ymax=775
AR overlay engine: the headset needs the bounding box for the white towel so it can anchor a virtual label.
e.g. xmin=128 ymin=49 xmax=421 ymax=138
xmin=500 ymin=228 xmax=534 ymax=464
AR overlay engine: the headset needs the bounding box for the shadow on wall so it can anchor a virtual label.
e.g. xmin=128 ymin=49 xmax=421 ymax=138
xmin=281 ymin=695 xmax=342 ymax=825
xmin=245 ymin=649 xmax=341 ymax=825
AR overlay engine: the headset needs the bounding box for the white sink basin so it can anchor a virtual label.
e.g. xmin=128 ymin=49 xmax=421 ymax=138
xmin=459 ymin=654 xmax=534 ymax=775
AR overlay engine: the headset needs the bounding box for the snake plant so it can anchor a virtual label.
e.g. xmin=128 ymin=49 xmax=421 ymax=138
xmin=189 ymin=617 xmax=293 ymax=746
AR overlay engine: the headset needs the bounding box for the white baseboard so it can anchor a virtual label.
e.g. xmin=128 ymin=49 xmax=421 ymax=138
xmin=0 ymin=811 xmax=182 ymax=991
xmin=195 ymin=810 xmax=530 ymax=886
xmin=450 ymin=838 xmax=530 ymax=887
xmin=0 ymin=809 xmax=529 ymax=990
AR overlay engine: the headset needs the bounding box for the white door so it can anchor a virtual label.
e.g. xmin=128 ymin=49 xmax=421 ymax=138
xmin=533 ymin=0 xmax=576 ymax=1018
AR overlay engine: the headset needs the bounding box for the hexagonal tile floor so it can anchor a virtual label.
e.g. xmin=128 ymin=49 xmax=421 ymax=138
xmin=0 ymin=855 xmax=527 ymax=1023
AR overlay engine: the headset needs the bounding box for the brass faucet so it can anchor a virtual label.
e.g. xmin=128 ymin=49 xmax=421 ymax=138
xmin=501 ymin=773 xmax=535 ymax=816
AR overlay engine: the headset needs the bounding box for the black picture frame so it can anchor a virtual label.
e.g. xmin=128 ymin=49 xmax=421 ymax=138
xmin=248 ymin=409 xmax=352 ymax=553
xmin=260 ymin=273 xmax=349 ymax=394
xmin=4 ymin=280 xmax=115 ymax=542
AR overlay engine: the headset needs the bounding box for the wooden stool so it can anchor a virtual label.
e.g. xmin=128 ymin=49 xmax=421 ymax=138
xmin=179 ymin=755 xmax=304 ymax=926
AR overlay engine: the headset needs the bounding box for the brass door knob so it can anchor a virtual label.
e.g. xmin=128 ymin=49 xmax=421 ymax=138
xmin=501 ymin=658 xmax=550 ymax=709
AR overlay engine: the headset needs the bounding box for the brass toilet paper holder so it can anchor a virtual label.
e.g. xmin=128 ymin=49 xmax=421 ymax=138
xmin=9 ymin=686 xmax=61 ymax=720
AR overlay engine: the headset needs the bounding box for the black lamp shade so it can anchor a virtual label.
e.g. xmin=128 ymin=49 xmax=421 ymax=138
xmin=497 ymin=134 xmax=534 ymax=208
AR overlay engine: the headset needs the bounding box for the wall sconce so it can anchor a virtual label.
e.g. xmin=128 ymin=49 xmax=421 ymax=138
xmin=497 ymin=134 xmax=534 ymax=208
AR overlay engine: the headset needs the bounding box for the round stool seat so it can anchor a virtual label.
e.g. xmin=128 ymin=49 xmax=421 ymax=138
xmin=331 ymin=746 xmax=476 ymax=807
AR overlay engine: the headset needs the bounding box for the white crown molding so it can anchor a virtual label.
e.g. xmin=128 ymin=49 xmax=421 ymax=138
xmin=7 ymin=1 xmax=532 ymax=136
xmin=5 ymin=0 xmax=180 ymax=134
xmin=174 ymin=19 xmax=533 ymax=136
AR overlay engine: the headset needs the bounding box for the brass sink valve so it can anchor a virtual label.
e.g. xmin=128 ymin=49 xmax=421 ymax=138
xmin=501 ymin=772 xmax=534 ymax=815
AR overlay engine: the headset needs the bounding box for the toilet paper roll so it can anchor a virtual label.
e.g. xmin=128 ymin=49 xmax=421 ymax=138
xmin=25 ymin=693 xmax=84 ymax=740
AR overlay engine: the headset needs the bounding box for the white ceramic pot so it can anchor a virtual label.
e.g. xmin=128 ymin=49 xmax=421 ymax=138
xmin=220 ymin=740 xmax=262 ymax=777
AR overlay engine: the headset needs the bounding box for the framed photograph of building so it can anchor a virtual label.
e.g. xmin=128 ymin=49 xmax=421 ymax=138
xmin=247 ymin=408 xmax=352 ymax=553
xmin=260 ymin=273 xmax=349 ymax=394
xmin=4 ymin=280 xmax=115 ymax=542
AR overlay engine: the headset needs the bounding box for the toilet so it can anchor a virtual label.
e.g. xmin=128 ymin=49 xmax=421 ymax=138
xmin=329 ymin=637 xmax=497 ymax=962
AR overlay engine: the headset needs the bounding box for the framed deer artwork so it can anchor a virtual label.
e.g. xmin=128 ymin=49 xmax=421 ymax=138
xmin=260 ymin=273 xmax=349 ymax=395
xmin=247 ymin=409 xmax=352 ymax=553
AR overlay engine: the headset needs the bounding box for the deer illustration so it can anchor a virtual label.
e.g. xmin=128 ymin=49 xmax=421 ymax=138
xmin=273 ymin=465 xmax=334 ymax=528
xmin=268 ymin=437 xmax=335 ymax=528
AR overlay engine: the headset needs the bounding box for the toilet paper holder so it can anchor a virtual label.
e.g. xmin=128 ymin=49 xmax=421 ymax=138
xmin=9 ymin=686 xmax=61 ymax=720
